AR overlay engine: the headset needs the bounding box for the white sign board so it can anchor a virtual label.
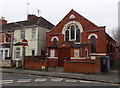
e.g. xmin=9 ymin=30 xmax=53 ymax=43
xmin=91 ymin=56 xmax=96 ymax=60
xmin=41 ymin=66 xmax=46 ymax=70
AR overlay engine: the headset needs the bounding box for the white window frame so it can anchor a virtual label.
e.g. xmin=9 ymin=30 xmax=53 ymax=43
xmin=50 ymin=50 xmax=55 ymax=57
xmin=88 ymin=33 xmax=98 ymax=39
xmin=0 ymin=48 xmax=9 ymax=60
xmin=51 ymin=36 xmax=59 ymax=41
xmin=20 ymin=29 xmax=25 ymax=39
xmin=62 ymin=21 xmax=83 ymax=43
xmin=15 ymin=47 xmax=20 ymax=59
xmin=31 ymin=28 xmax=36 ymax=39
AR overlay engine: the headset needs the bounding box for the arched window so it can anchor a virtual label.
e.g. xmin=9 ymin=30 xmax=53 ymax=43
xmin=76 ymin=29 xmax=80 ymax=42
xmin=71 ymin=25 xmax=75 ymax=39
xmin=63 ymin=22 xmax=82 ymax=42
xmin=65 ymin=30 xmax=69 ymax=41
xmin=53 ymin=38 xmax=57 ymax=45
xmin=90 ymin=36 xmax=96 ymax=53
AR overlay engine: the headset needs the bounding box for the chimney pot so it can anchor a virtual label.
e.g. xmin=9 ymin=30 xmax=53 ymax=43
xmin=27 ymin=14 xmax=38 ymax=20
xmin=0 ymin=16 xmax=7 ymax=24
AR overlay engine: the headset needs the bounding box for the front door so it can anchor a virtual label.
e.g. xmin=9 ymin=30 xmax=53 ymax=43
xmin=58 ymin=48 xmax=70 ymax=67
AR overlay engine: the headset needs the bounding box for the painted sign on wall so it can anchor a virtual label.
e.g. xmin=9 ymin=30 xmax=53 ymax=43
xmin=74 ymin=50 xmax=79 ymax=57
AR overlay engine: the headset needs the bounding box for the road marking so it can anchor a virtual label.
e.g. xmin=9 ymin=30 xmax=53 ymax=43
xmin=51 ymin=78 xmax=63 ymax=82
xmin=0 ymin=81 xmax=13 ymax=84
xmin=79 ymin=80 xmax=92 ymax=83
xmin=111 ymin=84 xmax=120 ymax=86
xmin=34 ymin=78 xmax=47 ymax=82
xmin=18 ymin=79 xmax=31 ymax=83
xmin=0 ymin=80 xmax=13 ymax=84
xmin=65 ymin=79 xmax=77 ymax=82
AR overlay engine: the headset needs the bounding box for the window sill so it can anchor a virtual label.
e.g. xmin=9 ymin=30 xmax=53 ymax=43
xmin=75 ymin=42 xmax=81 ymax=44
xmin=48 ymin=57 xmax=58 ymax=59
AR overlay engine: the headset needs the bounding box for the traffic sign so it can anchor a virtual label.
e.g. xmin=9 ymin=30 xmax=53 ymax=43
xmin=22 ymin=39 xmax=28 ymax=46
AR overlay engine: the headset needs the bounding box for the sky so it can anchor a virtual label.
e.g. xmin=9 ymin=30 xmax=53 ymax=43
xmin=0 ymin=0 xmax=119 ymax=35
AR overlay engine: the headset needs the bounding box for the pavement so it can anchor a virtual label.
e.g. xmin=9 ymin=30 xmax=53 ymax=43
xmin=1 ymin=67 xmax=119 ymax=84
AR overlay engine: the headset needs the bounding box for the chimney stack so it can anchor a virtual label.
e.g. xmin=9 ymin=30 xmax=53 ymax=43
xmin=27 ymin=14 xmax=38 ymax=20
xmin=0 ymin=17 xmax=7 ymax=24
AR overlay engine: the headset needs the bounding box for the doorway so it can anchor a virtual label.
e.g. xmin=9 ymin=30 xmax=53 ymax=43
xmin=58 ymin=48 xmax=70 ymax=67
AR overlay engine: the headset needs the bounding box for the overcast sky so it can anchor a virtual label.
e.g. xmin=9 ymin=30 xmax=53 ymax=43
xmin=0 ymin=0 xmax=119 ymax=35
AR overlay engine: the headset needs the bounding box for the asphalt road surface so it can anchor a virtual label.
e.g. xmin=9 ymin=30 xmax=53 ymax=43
xmin=1 ymin=72 xmax=118 ymax=87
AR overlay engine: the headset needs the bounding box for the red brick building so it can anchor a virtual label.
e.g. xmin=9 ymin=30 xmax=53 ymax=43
xmin=46 ymin=10 xmax=118 ymax=73
xmin=0 ymin=17 xmax=13 ymax=60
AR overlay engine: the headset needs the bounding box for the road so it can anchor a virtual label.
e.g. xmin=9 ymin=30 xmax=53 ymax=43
xmin=1 ymin=72 xmax=118 ymax=87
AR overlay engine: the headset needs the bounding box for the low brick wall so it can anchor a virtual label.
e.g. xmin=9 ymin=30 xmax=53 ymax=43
xmin=24 ymin=56 xmax=48 ymax=70
xmin=64 ymin=59 xmax=101 ymax=74
xmin=48 ymin=59 xmax=58 ymax=68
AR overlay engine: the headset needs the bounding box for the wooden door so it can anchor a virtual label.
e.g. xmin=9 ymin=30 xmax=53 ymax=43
xmin=58 ymin=48 xmax=70 ymax=67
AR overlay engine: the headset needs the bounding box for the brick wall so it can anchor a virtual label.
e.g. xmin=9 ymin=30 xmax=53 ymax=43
xmin=47 ymin=59 xmax=58 ymax=68
xmin=24 ymin=56 xmax=48 ymax=70
xmin=64 ymin=58 xmax=101 ymax=73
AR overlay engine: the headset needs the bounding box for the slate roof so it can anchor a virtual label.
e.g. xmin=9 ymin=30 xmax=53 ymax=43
xmin=0 ymin=16 xmax=54 ymax=32
xmin=48 ymin=41 xmax=90 ymax=48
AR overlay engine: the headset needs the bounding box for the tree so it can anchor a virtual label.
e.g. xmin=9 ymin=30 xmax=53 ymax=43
xmin=112 ymin=28 xmax=120 ymax=51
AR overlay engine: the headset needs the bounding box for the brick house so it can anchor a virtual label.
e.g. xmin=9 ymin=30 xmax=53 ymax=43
xmin=0 ymin=17 xmax=13 ymax=60
xmin=46 ymin=10 xmax=118 ymax=73
xmin=12 ymin=14 xmax=54 ymax=67
xmin=0 ymin=15 xmax=54 ymax=68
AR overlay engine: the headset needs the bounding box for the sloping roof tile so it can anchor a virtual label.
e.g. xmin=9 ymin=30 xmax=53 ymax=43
xmin=0 ymin=16 xmax=54 ymax=32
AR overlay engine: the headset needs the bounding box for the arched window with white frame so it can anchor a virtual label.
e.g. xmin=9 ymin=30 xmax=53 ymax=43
xmin=62 ymin=21 xmax=83 ymax=42
xmin=51 ymin=36 xmax=59 ymax=46
xmin=53 ymin=38 xmax=57 ymax=45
